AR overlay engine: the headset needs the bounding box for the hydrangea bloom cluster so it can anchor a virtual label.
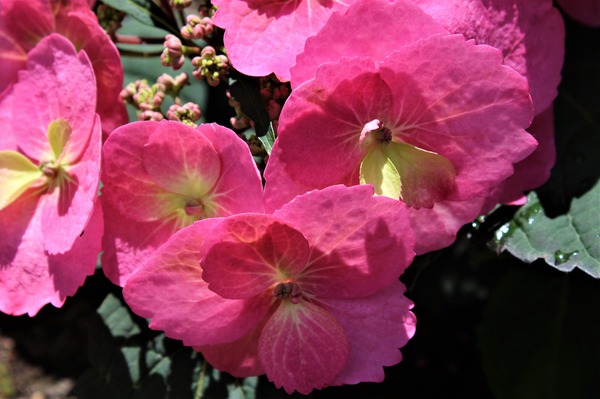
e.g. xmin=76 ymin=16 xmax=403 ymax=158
xmin=0 ymin=34 xmax=102 ymax=316
xmin=0 ymin=0 xmax=571 ymax=394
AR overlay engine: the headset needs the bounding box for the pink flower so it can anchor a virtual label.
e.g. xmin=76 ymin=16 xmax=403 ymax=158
xmin=0 ymin=34 xmax=103 ymax=316
xmin=0 ymin=0 xmax=127 ymax=137
xmin=265 ymin=0 xmax=536 ymax=254
xmin=557 ymin=0 xmax=600 ymax=27
xmin=101 ymin=121 xmax=264 ymax=286
xmin=211 ymin=0 xmax=357 ymax=81
xmin=123 ymin=185 xmax=416 ymax=394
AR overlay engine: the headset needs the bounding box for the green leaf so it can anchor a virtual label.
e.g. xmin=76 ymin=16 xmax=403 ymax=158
xmin=480 ymin=265 xmax=600 ymax=399
xmin=100 ymin=0 xmax=178 ymax=34
xmin=493 ymin=182 xmax=600 ymax=277
xmin=258 ymin=123 xmax=276 ymax=155
xmin=228 ymin=73 xmax=271 ymax=137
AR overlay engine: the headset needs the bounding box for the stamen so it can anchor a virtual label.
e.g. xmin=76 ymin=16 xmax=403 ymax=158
xmin=273 ymin=281 xmax=302 ymax=304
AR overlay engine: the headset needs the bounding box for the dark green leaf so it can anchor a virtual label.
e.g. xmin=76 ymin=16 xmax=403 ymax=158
xmin=97 ymin=293 xmax=141 ymax=338
xmin=229 ymin=74 xmax=271 ymax=136
xmin=100 ymin=0 xmax=178 ymax=34
xmin=480 ymin=264 xmax=600 ymax=399
xmin=74 ymin=293 xmax=197 ymax=399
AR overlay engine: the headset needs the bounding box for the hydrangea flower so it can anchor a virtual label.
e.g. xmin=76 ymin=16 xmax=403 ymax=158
xmin=211 ymin=0 xmax=356 ymax=81
xmin=265 ymin=0 xmax=536 ymax=254
xmin=0 ymin=34 xmax=103 ymax=316
xmin=0 ymin=0 xmax=127 ymax=136
xmin=123 ymin=185 xmax=416 ymax=394
xmin=101 ymin=121 xmax=263 ymax=285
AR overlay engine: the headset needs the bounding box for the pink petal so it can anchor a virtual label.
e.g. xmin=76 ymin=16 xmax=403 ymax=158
xmin=199 ymin=123 xmax=264 ymax=215
xmin=212 ymin=0 xmax=353 ymax=80
xmin=123 ymin=219 xmax=272 ymax=346
xmin=259 ymin=301 xmax=348 ymax=395
xmin=291 ymin=0 xmax=447 ymax=88
xmin=0 ymin=28 xmax=26 ymax=94
xmin=41 ymin=115 xmax=101 ymax=255
xmin=196 ymin=306 xmax=275 ymax=378
xmin=274 ymin=185 xmax=415 ymax=298
xmin=143 ymin=122 xmax=221 ymax=198
xmin=0 ymin=195 xmax=103 ymax=316
xmin=201 ymin=214 xmax=310 ymax=299
xmin=8 ymin=34 xmax=96 ymax=164
xmin=1 ymin=0 xmax=127 ymax=138
xmin=55 ymin=7 xmax=127 ymax=136
xmin=264 ymin=58 xmax=390 ymax=209
xmin=558 ymin=0 xmax=600 ymax=27
xmin=410 ymin=198 xmax=485 ymax=255
xmin=379 ymin=35 xmax=536 ymax=200
xmin=412 ymin=0 xmax=565 ymax=113
xmin=0 ymin=0 xmax=53 ymax=51
xmin=318 ymin=281 xmax=416 ymax=385
xmin=102 ymin=121 xmax=180 ymax=222
xmin=100 ymin=198 xmax=179 ymax=287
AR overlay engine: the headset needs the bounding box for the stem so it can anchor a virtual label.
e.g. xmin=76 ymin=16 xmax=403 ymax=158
xmin=118 ymin=48 xmax=164 ymax=58
xmin=114 ymin=35 xmax=165 ymax=45
xmin=194 ymin=360 xmax=208 ymax=399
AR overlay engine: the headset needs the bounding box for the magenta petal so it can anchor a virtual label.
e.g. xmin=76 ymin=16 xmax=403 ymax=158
xmin=274 ymin=185 xmax=415 ymax=298
xmin=213 ymin=0 xmax=352 ymax=80
xmin=558 ymin=0 xmax=600 ymax=27
xmin=100 ymin=198 xmax=179 ymax=287
xmin=259 ymin=301 xmax=348 ymax=395
xmin=143 ymin=123 xmax=221 ymax=198
xmin=199 ymin=123 xmax=264 ymax=215
xmin=197 ymin=306 xmax=274 ymax=378
xmin=291 ymin=0 xmax=447 ymax=88
xmin=123 ymin=219 xmax=272 ymax=346
xmin=10 ymin=34 xmax=96 ymax=164
xmin=201 ymin=214 xmax=310 ymax=299
xmin=412 ymin=0 xmax=564 ymax=114
xmin=379 ymin=35 xmax=536 ymax=200
xmin=499 ymin=106 xmax=556 ymax=204
xmin=0 ymin=28 xmax=26 ymax=94
xmin=55 ymin=8 xmax=127 ymax=136
xmin=319 ymin=281 xmax=416 ymax=385
xmin=0 ymin=196 xmax=102 ymax=316
xmin=410 ymin=198 xmax=485 ymax=255
xmin=41 ymin=115 xmax=101 ymax=255
xmin=264 ymin=58 xmax=390 ymax=208
xmin=102 ymin=121 xmax=177 ymax=222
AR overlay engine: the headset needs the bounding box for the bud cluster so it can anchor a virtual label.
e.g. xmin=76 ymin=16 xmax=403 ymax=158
xmin=191 ymin=46 xmax=229 ymax=86
xmin=181 ymin=15 xmax=215 ymax=40
xmin=120 ymin=73 xmax=200 ymax=123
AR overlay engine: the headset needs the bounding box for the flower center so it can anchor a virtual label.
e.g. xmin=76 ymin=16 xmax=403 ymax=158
xmin=184 ymin=198 xmax=205 ymax=217
xmin=273 ymin=281 xmax=302 ymax=304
